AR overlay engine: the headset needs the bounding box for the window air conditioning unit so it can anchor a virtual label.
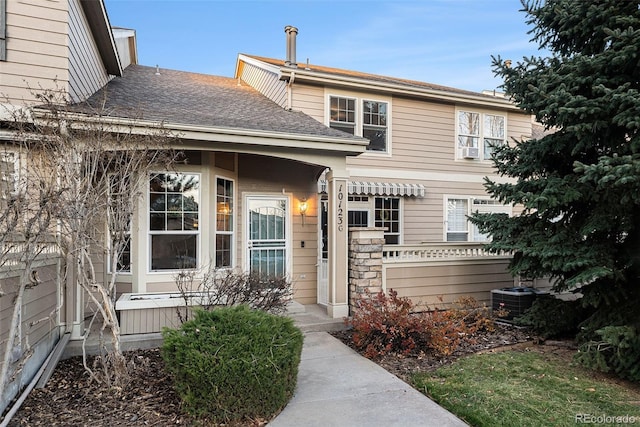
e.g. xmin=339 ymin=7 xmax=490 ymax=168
xmin=462 ymin=147 xmax=479 ymax=159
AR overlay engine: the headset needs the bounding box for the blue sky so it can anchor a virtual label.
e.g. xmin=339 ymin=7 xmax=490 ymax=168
xmin=103 ymin=0 xmax=544 ymax=93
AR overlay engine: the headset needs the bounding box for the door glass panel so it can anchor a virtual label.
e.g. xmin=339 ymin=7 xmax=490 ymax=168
xmin=248 ymin=198 xmax=287 ymax=278
xmin=321 ymin=200 xmax=328 ymax=260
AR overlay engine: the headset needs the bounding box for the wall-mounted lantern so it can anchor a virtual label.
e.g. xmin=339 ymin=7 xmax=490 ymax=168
xmin=299 ymin=198 xmax=308 ymax=226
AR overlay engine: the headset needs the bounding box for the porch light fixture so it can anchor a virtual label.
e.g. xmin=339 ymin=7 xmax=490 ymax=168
xmin=299 ymin=198 xmax=308 ymax=226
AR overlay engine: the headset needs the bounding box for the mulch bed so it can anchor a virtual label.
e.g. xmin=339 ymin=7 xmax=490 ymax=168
xmin=6 ymin=323 xmax=535 ymax=426
xmin=330 ymin=322 xmax=536 ymax=383
xmin=6 ymin=349 xmax=193 ymax=427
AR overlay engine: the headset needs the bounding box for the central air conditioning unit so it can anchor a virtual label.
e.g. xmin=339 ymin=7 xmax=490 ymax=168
xmin=491 ymin=287 xmax=549 ymax=321
xmin=462 ymin=147 xmax=480 ymax=159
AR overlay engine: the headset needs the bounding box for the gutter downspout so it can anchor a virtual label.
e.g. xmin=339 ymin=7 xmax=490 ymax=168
xmin=286 ymin=71 xmax=296 ymax=111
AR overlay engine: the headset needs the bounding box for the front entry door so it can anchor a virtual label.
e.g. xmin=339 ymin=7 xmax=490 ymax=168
xmin=247 ymin=196 xmax=289 ymax=278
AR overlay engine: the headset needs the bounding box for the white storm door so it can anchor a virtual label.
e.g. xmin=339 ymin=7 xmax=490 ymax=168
xmin=247 ymin=196 xmax=289 ymax=278
xmin=317 ymin=199 xmax=328 ymax=305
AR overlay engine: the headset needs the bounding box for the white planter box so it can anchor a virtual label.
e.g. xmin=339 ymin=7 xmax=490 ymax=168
xmin=116 ymin=292 xmax=203 ymax=335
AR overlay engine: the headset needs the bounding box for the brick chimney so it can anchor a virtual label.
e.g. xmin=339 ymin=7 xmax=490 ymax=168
xmin=284 ymin=26 xmax=298 ymax=68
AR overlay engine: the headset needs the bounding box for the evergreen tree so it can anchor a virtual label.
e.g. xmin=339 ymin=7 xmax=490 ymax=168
xmin=471 ymin=0 xmax=640 ymax=334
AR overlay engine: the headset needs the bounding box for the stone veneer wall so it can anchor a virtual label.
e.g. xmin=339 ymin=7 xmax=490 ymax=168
xmin=348 ymin=227 xmax=386 ymax=309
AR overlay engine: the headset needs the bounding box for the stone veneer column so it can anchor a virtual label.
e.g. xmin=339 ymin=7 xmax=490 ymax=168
xmin=348 ymin=227 xmax=386 ymax=310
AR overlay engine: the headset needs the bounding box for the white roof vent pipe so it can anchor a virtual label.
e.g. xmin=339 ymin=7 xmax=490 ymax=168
xmin=284 ymin=25 xmax=298 ymax=68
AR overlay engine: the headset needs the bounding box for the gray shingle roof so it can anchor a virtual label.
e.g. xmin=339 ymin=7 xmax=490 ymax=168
xmin=76 ymin=64 xmax=362 ymax=141
xmin=244 ymin=55 xmax=501 ymax=100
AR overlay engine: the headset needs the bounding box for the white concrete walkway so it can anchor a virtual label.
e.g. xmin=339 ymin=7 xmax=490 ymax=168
xmin=268 ymin=331 xmax=468 ymax=427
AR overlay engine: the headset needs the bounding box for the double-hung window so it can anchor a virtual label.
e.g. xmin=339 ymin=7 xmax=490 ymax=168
xmin=483 ymin=114 xmax=505 ymax=159
xmin=330 ymin=95 xmax=389 ymax=153
xmin=329 ymin=97 xmax=356 ymax=135
xmin=446 ymin=198 xmax=471 ymax=242
xmin=0 ymin=150 xmax=18 ymax=198
xmin=362 ymin=100 xmax=387 ymax=152
xmin=215 ymin=177 xmax=234 ymax=268
xmin=375 ymin=197 xmax=400 ymax=244
xmin=445 ymin=196 xmax=511 ymax=242
xmin=345 ymin=195 xmax=401 ymax=244
xmin=457 ymin=111 xmax=505 ymax=160
xmin=107 ymin=174 xmax=132 ymax=273
xmin=149 ymin=173 xmax=200 ymax=271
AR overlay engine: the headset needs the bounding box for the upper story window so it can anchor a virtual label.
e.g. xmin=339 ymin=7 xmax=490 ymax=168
xmin=457 ymin=111 xmax=505 ymax=160
xmin=149 ymin=173 xmax=200 ymax=271
xmin=330 ymin=95 xmax=389 ymax=153
xmin=362 ymin=100 xmax=387 ymax=152
xmin=329 ymin=97 xmax=355 ymax=135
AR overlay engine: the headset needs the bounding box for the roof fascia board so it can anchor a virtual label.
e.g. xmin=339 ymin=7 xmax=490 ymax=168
xmin=278 ymin=68 xmax=519 ymax=111
xmin=79 ymin=0 xmax=122 ymax=76
xmin=236 ymin=54 xmax=283 ymax=79
xmin=168 ymin=123 xmax=368 ymax=153
xmin=30 ymin=109 xmax=368 ymax=155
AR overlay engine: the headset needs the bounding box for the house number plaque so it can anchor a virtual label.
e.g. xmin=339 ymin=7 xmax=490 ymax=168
xmin=337 ymin=184 xmax=344 ymax=232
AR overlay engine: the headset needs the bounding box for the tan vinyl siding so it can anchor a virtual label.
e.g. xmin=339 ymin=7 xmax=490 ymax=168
xmin=290 ymin=83 xmax=532 ymax=175
xmin=349 ymin=97 xmax=506 ymax=174
xmin=403 ymin=180 xmax=499 ymax=243
xmin=507 ymin=110 xmax=533 ymax=140
xmin=119 ymin=306 xmax=185 ymax=335
xmin=21 ymin=263 xmax=58 ymax=344
xmin=68 ymin=0 xmax=109 ymax=103
xmin=290 ymin=84 xmax=324 ymax=121
xmin=289 ymin=82 xmax=530 ymax=245
xmin=238 ymin=154 xmax=320 ymax=304
xmin=239 ymin=61 xmax=287 ymax=108
xmin=0 ymin=260 xmax=60 ymax=380
xmin=0 ymin=0 xmax=68 ymax=104
xmin=385 ymin=259 xmax=514 ymax=308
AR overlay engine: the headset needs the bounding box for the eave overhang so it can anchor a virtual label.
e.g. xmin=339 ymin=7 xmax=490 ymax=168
xmin=274 ymin=63 xmax=520 ymax=112
xmin=26 ymin=109 xmax=369 ymax=156
xmin=79 ymin=0 xmax=122 ymax=76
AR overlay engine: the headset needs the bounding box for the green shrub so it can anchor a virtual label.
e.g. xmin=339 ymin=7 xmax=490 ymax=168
xmin=575 ymin=325 xmax=640 ymax=382
xmin=161 ymin=305 xmax=303 ymax=422
xmin=514 ymin=295 xmax=591 ymax=339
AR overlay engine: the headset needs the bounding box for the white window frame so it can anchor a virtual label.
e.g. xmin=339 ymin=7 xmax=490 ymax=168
xmin=444 ymin=195 xmax=512 ymax=242
xmin=147 ymin=172 xmax=201 ymax=273
xmin=347 ymin=208 xmax=371 ymax=228
xmin=1 ymin=149 xmax=19 ymax=197
xmin=106 ymin=173 xmax=132 ymax=274
xmin=455 ymin=109 xmax=507 ymax=161
xmin=345 ymin=195 xmax=402 ymax=244
xmin=328 ymin=95 xmax=356 ymax=135
xmin=374 ymin=196 xmax=402 ymax=244
xmin=214 ymin=175 xmax=235 ymax=269
xmin=327 ymin=92 xmax=392 ymax=155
